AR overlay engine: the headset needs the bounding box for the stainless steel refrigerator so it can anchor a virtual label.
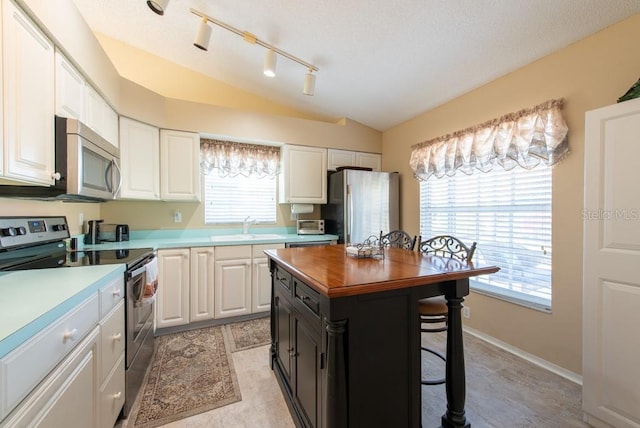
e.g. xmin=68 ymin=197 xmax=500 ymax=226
xmin=321 ymin=169 xmax=399 ymax=244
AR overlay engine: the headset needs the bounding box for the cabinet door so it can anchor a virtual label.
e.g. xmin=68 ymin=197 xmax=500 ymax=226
xmin=356 ymin=152 xmax=381 ymax=171
xmin=54 ymin=50 xmax=85 ymax=121
xmin=160 ymin=129 xmax=201 ymax=201
xmin=279 ymin=145 xmax=327 ymax=203
xmin=2 ymin=0 xmax=55 ymax=185
xmin=274 ymin=291 xmax=293 ymax=381
xmin=84 ymin=84 xmax=103 ymax=135
xmin=103 ymin=104 xmax=119 ymax=149
xmin=583 ymin=98 xmax=640 ymax=428
xmin=119 ymin=117 xmax=160 ymax=200
xmin=252 ymin=257 xmax=273 ymax=313
xmin=190 ymin=247 xmax=215 ymax=322
xmin=214 ymin=258 xmax=252 ymax=318
xmin=157 ymin=249 xmax=190 ymax=328
xmin=294 ymin=316 xmax=321 ymax=428
xmin=327 ymin=149 xmax=356 ymax=171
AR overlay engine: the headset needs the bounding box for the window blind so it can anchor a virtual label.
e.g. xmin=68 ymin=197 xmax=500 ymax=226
xmin=204 ymin=173 xmax=277 ymax=224
xmin=420 ymin=164 xmax=552 ymax=311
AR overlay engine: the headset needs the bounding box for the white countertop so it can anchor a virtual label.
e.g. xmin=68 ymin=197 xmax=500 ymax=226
xmin=0 ymin=265 xmax=125 ymax=358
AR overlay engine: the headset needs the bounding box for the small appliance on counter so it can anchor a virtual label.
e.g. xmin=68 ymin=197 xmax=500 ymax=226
xmin=297 ymin=219 xmax=325 ymax=235
xmin=83 ymin=219 xmax=103 ymax=245
xmin=99 ymin=224 xmax=129 ymax=242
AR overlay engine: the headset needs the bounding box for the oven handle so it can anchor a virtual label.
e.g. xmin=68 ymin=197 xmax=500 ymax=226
xmin=127 ymin=255 xmax=156 ymax=279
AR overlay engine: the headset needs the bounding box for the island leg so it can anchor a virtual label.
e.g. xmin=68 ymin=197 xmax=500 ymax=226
xmin=441 ymin=292 xmax=470 ymax=428
xmin=326 ymin=319 xmax=348 ymax=428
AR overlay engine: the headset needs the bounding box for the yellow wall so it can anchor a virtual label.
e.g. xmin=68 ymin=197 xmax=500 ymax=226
xmin=0 ymin=199 xmax=100 ymax=236
xmin=382 ymin=14 xmax=640 ymax=374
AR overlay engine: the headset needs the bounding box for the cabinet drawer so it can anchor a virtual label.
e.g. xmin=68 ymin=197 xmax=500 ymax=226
xmin=0 ymin=293 xmax=99 ymax=420
xmin=216 ymin=245 xmax=251 ymax=260
xmin=98 ymin=354 xmax=125 ymax=428
xmin=99 ymin=275 xmax=124 ymax=318
xmin=294 ymin=279 xmax=321 ymax=321
xmin=252 ymin=243 xmax=285 ymax=257
xmin=99 ymin=300 xmax=125 ymax=384
xmin=275 ymin=267 xmax=292 ymax=294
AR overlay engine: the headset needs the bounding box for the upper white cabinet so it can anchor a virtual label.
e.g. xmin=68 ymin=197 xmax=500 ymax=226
xmin=279 ymin=144 xmax=327 ymax=204
xmin=160 ymin=129 xmax=201 ymax=201
xmin=328 ymin=148 xmax=381 ymax=171
xmin=55 ymin=50 xmax=85 ymax=121
xmin=119 ymin=117 xmax=160 ymax=200
xmin=85 ymin=84 xmax=118 ymax=149
xmin=2 ymin=0 xmax=55 ymax=186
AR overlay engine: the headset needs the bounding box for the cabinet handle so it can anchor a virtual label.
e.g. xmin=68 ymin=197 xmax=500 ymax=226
xmin=112 ymin=391 xmax=122 ymax=400
xmin=63 ymin=328 xmax=78 ymax=343
xmin=299 ymin=295 xmax=309 ymax=301
xmin=112 ymin=288 xmax=122 ymax=297
xmin=51 ymin=172 xmax=62 ymax=180
xmin=112 ymin=332 xmax=122 ymax=341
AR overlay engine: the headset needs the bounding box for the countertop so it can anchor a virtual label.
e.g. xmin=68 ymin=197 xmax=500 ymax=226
xmin=0 ymin=265 xmax=125 ymax=358
xmin=0 ymin=229 xmax=337 ymax=359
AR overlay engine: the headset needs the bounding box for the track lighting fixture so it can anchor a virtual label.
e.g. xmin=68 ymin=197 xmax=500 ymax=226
xmin=193 ymin=16 xmax=212 ymax=51
xmin=190 ymin=8 xmax=319 ymax=95
xmin=146 ymin=0 xmax=169 ymax=16
xmin=303 ymin=70 xmax=316 ymax=96
xmin=263 ymin=49 xmax=277 ymax=78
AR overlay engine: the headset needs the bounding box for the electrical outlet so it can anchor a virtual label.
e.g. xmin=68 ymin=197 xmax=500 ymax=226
xmin=79 ymin=213 xmax=84 ymax=228
xmin=462 ymin=306 xmax=471 ymax=319
xmin=173 ymin=211 xmax=182 ymax=223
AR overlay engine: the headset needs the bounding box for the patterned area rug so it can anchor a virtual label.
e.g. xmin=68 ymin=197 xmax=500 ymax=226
xmin=132 ymin=326 xmax=241 ymax=428
xmin=225 ymin=316 xmax=271 ymax=352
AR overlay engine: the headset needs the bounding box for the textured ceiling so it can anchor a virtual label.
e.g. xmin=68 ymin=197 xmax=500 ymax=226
xmin=71 ymin=0 xmax=640 ymax=131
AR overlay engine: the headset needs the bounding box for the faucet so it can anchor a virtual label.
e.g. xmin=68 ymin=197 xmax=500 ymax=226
xmin=242 ymin=216 xmax=256 ymax=234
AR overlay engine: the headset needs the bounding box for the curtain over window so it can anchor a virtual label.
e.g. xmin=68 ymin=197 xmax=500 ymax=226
xmin=200 ymin=139 xmax=280 ymax=178
xmin=410 ymin=99 xmax=569 ymax=180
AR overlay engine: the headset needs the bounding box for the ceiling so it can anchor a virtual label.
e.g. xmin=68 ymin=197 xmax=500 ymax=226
xmin=71 ymin=0 xmax=640 ymax=131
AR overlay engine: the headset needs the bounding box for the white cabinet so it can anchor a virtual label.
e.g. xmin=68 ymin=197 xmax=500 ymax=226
xmin=328 ymin=149 xmax=382 ymax=171
xmin=252 ymin=243 xmax=285 ymax=313
xmin=214 ymin=245 xmax=252 ymax=318
xmin=583 ymin=98 xmax=640 ymax=428
xmin=2 ymin=0 xmax=55 ymax=185
xmin=156 ymin=248 xmax=190 ymax=328
xmin=119 ymin=117 xmax=160 ymax=200
xmin=190 ymin=247 xmax=215 ymax=322
xmin=160 ymin=129 xmax=201 ymax=201
xmin=279 ymin=144 xmax=327 ymax=204
xmin=55 ymin=50 xmax=85 ymax=121
xmin=84 ymin=85 xmax=118 ymax=149
xmin=98 ymin=301 xmax=125 ymax=428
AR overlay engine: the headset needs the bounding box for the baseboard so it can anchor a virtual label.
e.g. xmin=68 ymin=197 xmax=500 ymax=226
xmin=463 ymin=326 xmax=583 ymax=386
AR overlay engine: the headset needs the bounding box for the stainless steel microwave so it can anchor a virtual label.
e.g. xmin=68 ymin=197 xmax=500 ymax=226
xmin=297 ymin=219 xmax=325 ymax=235
xmin=0 ymin=116 xmax=121 ymax=201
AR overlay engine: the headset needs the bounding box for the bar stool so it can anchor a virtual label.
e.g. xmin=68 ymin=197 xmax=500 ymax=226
xmin=379 ymin=230 xmax=417 ymax=251
xmin=417 ymin=235 xmax=476 ymax=385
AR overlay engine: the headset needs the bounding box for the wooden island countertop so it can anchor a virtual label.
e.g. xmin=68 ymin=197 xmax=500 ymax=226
xmin=264 ymin=244 xmax=499 ymax=298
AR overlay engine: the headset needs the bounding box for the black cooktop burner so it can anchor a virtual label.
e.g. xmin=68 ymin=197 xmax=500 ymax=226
xmin=0 ymin=242 xmax=153 ymax=271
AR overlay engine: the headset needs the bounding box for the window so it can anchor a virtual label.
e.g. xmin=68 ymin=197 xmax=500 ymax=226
xmin=419 ymin=165 xmax=552 ymax=311
xmin=204 ymin=173 xmax=277 ymax=224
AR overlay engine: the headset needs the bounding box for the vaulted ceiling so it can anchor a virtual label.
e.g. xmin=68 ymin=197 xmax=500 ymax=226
xmin=72 ymin=0 xmax=640 ymax=131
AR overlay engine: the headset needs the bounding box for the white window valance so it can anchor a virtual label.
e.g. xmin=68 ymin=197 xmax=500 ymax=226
xmin=410 ymin=99 xmax=569 ymax=181
xmin=200 ymin=139 xmax=280 ymax=178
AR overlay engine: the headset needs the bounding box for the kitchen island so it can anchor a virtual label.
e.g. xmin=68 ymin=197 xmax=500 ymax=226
xmin=266 ymin=245 xmax=499 ymax=428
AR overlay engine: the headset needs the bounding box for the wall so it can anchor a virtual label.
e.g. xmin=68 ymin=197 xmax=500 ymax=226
xmin=382 ymin=13 xmax=640 ymax=375
xmin=0 ymin=199 xmax=99 ymax=236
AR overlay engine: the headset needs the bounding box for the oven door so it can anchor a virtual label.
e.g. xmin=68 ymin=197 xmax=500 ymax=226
xmin=126 ymin=264 xmax=154 ymax=368
xmin=65 ymin=134 xmax=122 ymax=200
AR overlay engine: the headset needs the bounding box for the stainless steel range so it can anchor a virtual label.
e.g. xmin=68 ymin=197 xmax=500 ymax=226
xmin=0 ymin=216 xmax=155 ymax=418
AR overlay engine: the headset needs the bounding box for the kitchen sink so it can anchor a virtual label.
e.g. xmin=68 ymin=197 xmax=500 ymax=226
xmin=209 ymin=233 xmax=285 ymax=242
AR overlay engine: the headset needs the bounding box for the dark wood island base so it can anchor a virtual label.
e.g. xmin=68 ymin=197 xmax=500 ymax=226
xmin=266 ymin=245 xmax=498 ymax=428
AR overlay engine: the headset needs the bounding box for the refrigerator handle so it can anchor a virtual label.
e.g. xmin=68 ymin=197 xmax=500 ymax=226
xmin=346 ymin=184 xmax=352 ymax=243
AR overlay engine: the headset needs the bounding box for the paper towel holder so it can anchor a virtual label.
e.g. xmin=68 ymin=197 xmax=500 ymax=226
xmin=291 ymin=203 xmax=314 ymax=214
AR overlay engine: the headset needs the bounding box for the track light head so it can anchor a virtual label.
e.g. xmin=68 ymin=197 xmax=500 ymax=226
xmin=264 ymin=49 xmax=277 ymax=78
xmin=194 ymin=17 xmax=212 ymax=51
xmin=303 ymin=71 xmax=316 ymax=96
xmin=147 ymin=0 xmax=169 ymax=16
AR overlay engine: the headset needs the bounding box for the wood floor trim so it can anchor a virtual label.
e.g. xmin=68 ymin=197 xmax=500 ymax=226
xmin=463 ymin=326 xmax=583 ymax=385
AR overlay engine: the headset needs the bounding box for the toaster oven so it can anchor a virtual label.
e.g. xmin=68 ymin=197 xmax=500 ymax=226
xmin=297 ymin=219 xmax=325 ymax=235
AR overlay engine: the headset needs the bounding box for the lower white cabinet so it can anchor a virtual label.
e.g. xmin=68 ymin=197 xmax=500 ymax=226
xmin=214 ymin=246 xmax=252 ymax=318
xmin=190 ymin=247 xmax=215 ymax=322
xmin=0 ymin=274 xmax=125 ymax=427
xmin=156 ymin=248 xmax=190 ymax=328
xmin=252 ymin=244 xmax=284 ymax=312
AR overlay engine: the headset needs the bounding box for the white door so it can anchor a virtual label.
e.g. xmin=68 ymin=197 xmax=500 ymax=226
xmin=119 ymin=117 xmax=160 ymax=200
xmin=214 ymin=259 xmax=251 ymax=318
xmin=55 ymin=51 xmax=85 ymax=121
xmin=252 ymin=257 xmax=272 ymax=313
xmin=583 ymin=97 xmax=640 ymax=428
xmin=160 ymin=129 xmax=201 ymax=201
